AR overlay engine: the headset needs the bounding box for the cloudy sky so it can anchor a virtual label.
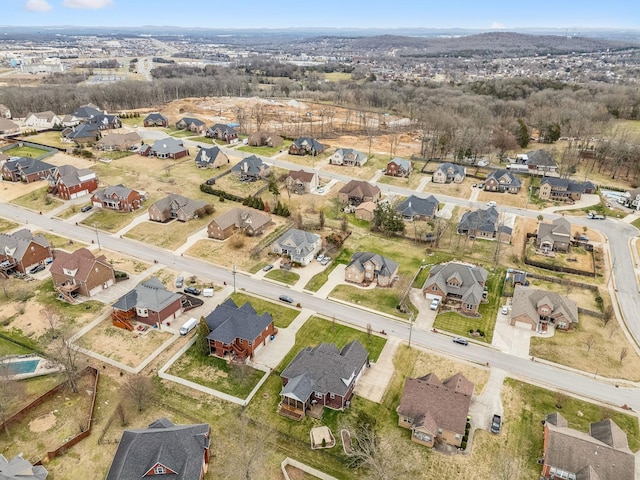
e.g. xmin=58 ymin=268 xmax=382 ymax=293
xmin=4 ymin=0 xmax=640 ymax=29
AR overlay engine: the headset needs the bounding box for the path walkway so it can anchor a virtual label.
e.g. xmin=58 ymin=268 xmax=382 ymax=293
xmin=415 ymin=175 xmax=431 ymax=193
xmin=175 ymin=226 xmax=209 ymax=255
xmin=354 ymin=337 xmax=400 ymax=403
xmin=113 ymin=211 xmax=150 ymax=237
xmin=315 ymin=264 xmax=347 ymax=298
xmin=437 ymin=202 xmax=455 ymax=220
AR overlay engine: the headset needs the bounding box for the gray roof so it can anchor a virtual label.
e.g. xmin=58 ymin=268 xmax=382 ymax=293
xmin=423 ymin=262 xmax=488 ymax=306
xmin=144 ymin=113 xmax=167 ymax=122
xmin=112 ymin=277 xmax=182 ymax=313
xmin=3 ymin=157 xmax=55 ymax=177
xmin=0 ymin=229 xmax=50 ymax=262
xmin=388 ymin=157 xmax=412 ymax=170
xmin=486 ymin=169 xmax=522 ymax=187
xmin=92 ymin=184 xmax=136 ymax=202
xmin=105 ymin=418 xmax=210 ymax=480
xmin=334 ymin=148 xmax=367 ymax=164
xmin=210 ymin=207 xmax=271 ymax=231
xmin=511 ymin=285 xmax=578 ymax=327
xmin=97 ymin=132 xmax=140 ymax=148
xmin=525 ymin=149 xmax=558 ymax=167
xmin=541 ymin=177 xmax=591 ymax=193
xmin=151 ymin=194 xmax=207 ymax=218
xmin=63 ymin=122 xmax=100 ymax=140
xmin=205 ymin=298 xmax=273 ymax=345
xmin=280 ymin=341 xmax=368 ymax=401
xmin=457 ymin=207 xmax=499 ymax=233
xmin=292 ymin=137 xmax=325 ymax=153
xmin=49 ymin=164 xmax=95 ymax=188
xmin=194 ymin=146 xmax=228 ymax=167
xmin=88 ymin=113 xmax=120 ymax=127
xmin=178 ymin=117 xmax=205 ymax=127
xmin=231 ymin=155 xmax=268 ymax=176
xmin=395 ymin=194 xmax=439 ymax=218
xmin=150 ymin=137 xmax=186 ymax=156
xmin=209 ymin=123 xmax=236 ymax=135
xmin=537 ymin=217 xmax=571 ymax=246
xmin=274 ymin=229 xmax=321 ymax=255
xmin=73 ymin=105 xmax=104 ymax=119
xmin=0 ymin=454 xmax=48 ymax=480
xmin=435 ymin=162 xmax=465 ymax=176
xmin=347 ymin=252 xmax=399 ymax=278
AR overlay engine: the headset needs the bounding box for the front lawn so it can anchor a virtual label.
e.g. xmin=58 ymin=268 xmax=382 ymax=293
xmin=10 ymin=187 xmax=63 ymax=213
xmin=237 ymin=141 xmax=291 ymax=158
xmin=190 ymin=136 xmax=216 ymax=144
xmin=229 ymin=292 xmax=299 ymax=328
xmin=264 ymin=268 xmax=300 ymax=285
xmin=125 ymin=215 xmax=212 ymax=251
xmin=330 ymin=284 xmax=409 ymax=319
xmin=0 ymin=218 xmax=19 ymax=232
xmin=82 ymin=208 xmax=145 ymax=233
xmin=98 ymin=150 xmax=134 ymax=160
xmin=166 ymin=128 xmax=196 ymax=138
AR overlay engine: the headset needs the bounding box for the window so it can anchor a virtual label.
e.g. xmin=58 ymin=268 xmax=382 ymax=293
xmin=154 ymin=465 xmax=166 ymax=474
xmin=431 ymin=286 xmax=437 ymax=291
xmin=330 ymin=393 xmax=335 ymax=399
xmin=466 ymin=304 xmax=473 ymax=310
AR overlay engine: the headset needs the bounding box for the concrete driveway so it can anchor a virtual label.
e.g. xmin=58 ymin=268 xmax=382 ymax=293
xmin=410 ymin=288 xmax=438 ymax=330
xmin=467 ymin=368 xmax=506 ymax=439
xmin=492 ymin=303 xmax=554 ymax=358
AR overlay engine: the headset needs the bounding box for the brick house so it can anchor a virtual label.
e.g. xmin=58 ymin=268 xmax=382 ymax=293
xmin=330 ymin=148 xmax=367 ymax=167
xmin=516 ymin=149 xmax=558 ymax=173
xmin=536 ymin=217 xmax=572 ymax=253
xmin=395 ymin=195 xmax=439 ymax=221
xmin=354 ymin=201 xmax=377 ymax=221
xmin=204 ymin=298 xmax=276 ymax=360
xmin=285 ymin=169 xmax=317 ymax=194
xmin=2 ymin=157 xmax=56 ymax=183
xmin=484 ymin=170 xmax=522 ymax=193
xmin=175 ymin=117 xmax=206 ymax=134
xmin=143 ymin=113 xmax=169 ymax=127
xmin=422 ymin=262 xmax=488 ymax=315
xmin=432 ymin=163 xmax=465 ymax=184
xmin=207 ymin=207 xmax=273 ymax=240
xmin=345 ymin=252 xmax=399 ymax=287
xmin=49 ymin=248 xmax=115 ymax=301
xmin=338 ymin=180 xmax=381 ymax=205
xmin=457 ymin=207 xmax=512 ymax=242
xmin=206 ymin=124 xmax=238 ymax=143
xmin=96 ymin=132 xmax=140 ymax=151
xmin=231 ymin=155 xmax=270 ymax=181
xmin=61 ymin=123 xmax=101 ymax=145
xmin=47 ymin=165 xmax=98 ymax=200
xmin=194 ymin=146 xmax=229 ymax=169
xmin=91 ymin=184 xmax=145 ymax=212
xmin=272 ymin=229 xmax=322 ymax=266
xmin=142 ymin=138 xmax=188 ymax=160
xmin=386 ymin=157 xmax=413 ymax=177
xmin=0 ymin=229 xmax=52 ymax=274
xmin=148 ymin=194 xmax=207 ymax=223
xmin=288 ymin=137 xmax=325 ymax=156
xmin=397 ymin=373 xmax=474 ymax=448
xmin=111 ymin=277 xmax=183 ymax=329
xmin=538 ymin=178 xmax=596 ymax=203
xmin=279 ymin=341 xmax=368 ymax=421
xmin=248 ymin=132 xmax=283 ymax=148
xmin=510 ymin=285 xmax=578 ymax=332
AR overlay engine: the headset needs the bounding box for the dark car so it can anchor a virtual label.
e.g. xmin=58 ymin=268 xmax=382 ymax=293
xmin=205 ymin=178 xmax=216 ymax=186
xmin=81 ymin=205 xmax=93 ymax=212
xmin=28 ymin=264 xmax=45 ymax=274
xmin=491 ymin=414 xmax=502 ymax=434
xmin=184 ymin=287 xmax=201 ymax=296
xmin=452 ymin=337 xmax=469 ymax=346
xmin=279 ymin=295 xmax=294 ymax=304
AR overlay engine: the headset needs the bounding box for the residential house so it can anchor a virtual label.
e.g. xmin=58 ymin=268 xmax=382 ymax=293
xmin=111 ymin=277 xmax=183 ymax=329
xmin=386 ymin=157 xmax=413 ymax=177
xmin=338 ymin=180 xmax=381 ymax=205
xmin=0 ymin=104 xmax=11 ymax=118
xmin=510 ymin=285 xmax=578 ymax=331
xmin=248 ymin=131 xmax=283 ymax=148
xmin=433 ymin=163 xmax=466 ymax=184
xmin=148 ymin=194 xmax=207 ymax=223
xmin=204 ymin=298 xmax=276 ymax=360
xmin=194 ymin=146 xmax=230 ymax=169
xmin=422 ymin=262 xmax=488 ymax=315
xmin=208 ymin=207 xmax=273 ymax=240
xmin=61 ymin=123 xmax=100 ymax=144
xmin=538 ymin=178 xmax=596 ymax=203
xmin=516 ymin=149 xmax=558 ymax=172
xmin=91 ymin=184 xmax=145 ymax=212
xmin=206 ymin=124 xmax=238 ymax=143
xmin=345 ymin=252 xmax=399 ymax=287
xmin=457 ymin=207 xmax=511 ymax=242
xmin=88 ymin=113 xmax=121 ymax=130
xmin=143 ymin=112 xmax=169 ymax=127
xmin=395 ymin=195 xmax=439 ymax=221
xmin=1 ymin=157 xmax=56 ymax=183
xmin=176 ymin=117 xmax=207 ymax=134
xmin=279 ymin=341 xmax=368 ymax=420
xmin=288 ymin=137 xmax=325 ymax=156
xmin=330 ymin=148 xmax=367 ymax=167
xmin=272 ymin=229 xmax=321 ymax=265
xmin=23 ymin=111 xmax=62 ymax=129
xmin=397 ymin=373 xmax=474 ymax=448
xmin=0 ymin=453 xmax=48 ymax=480
xmin=231 ymin=155 xmax=270 ymax=181
xmin=96 ymin=132 xmax=140 ymax=151
xmin=484 ymin=170 xmax=522 ymax=193
xmin=355 ymin=201 xmax=377 ymax=221
xmin=47 ymin=164 xmax=98 ymax=200
xmin=621 ymin=187 xmax=640 ymax=210
xmin=72 ymin=104 xmax=105 ymax=121
xmin=540 ymin=413 xmax=634 ymax=480
xmin=285 ymin=169 xmax=317 ymax=194
xmin=141 ymin=137 xmax=188 ymax=159
xmin=49 ymin=248 xmax=115 ymax=301
xmin=536 ymin=217 xmax=572 ymax=253
xmin=0 ymin=118 xmax=20 ymax=135
xmin=105 ymin=418 xmax=210 ymax=480
xmin=0 ymin=229 xmax=52 ymax=274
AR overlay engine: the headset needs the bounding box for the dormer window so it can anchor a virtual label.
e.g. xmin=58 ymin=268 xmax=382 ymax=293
xmin=154 ymin=465 xmax=166 ymax=474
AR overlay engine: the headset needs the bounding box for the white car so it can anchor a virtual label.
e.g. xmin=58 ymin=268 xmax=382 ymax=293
xmin=487 ymin=201 xmax=497 ymax=207
xmin=317 ymin=186 xmax=325 ymax=193
xmin=501 ymin=305 xmax=509 ymax=315
xmin=430 ymin=298 xmax=440 ymax=310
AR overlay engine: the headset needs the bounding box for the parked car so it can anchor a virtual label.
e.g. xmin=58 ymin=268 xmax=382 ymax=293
xmin=430 ymin=298 xmax=440 ymax=311
xmin=320 ymin=257 xmax=331 ymax=265
xmin=478 ymin=183 xmax=485 ymax=189
xmin=81 ymin=205 xmax=93 ymax=212
xmin=453 ymin=337 xmax=469 ymax=346
xmin=28 ymin=264 xmax=45 ymax=274
xmin=317 ymin=186 xmax=325 ymax=194
xmin=279 ymin=295 xmax=294 ymax=304
xmin=487 ymin=201 xmax=497 ymax=207
xmin=262 ymin=264 xmax=274 ymax=272
xmin=184 ymin=286 xmax=201 ymax=296
xmin=501 ymin=305 xmax=509 ymax=315
xmin=175 ymin=276 xmax=184 ymax=288
xmin=491 ymin=414 xmax=502 ymax=434
xmin=205 ymin=178 xmax=216 ymax=185
xmin=578 ymin=236 xmax=589 ymax=242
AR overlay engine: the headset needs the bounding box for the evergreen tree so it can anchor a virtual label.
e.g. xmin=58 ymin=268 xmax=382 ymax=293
xmin=196 ymin=317 xmax=210 ymax=356
xmin=516 ymin=118 xmax=530 ymax=148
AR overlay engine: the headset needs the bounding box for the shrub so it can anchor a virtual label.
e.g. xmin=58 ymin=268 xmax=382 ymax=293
xmin=461 ymin=441 xmax=467 ymax=449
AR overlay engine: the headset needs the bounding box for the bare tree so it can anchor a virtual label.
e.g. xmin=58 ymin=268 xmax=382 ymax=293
xmin=585 ymin=335 xmax=596 ymax=353
xmin=601 ymin=306 xmax=614 ymax=327
xmin=493 ymin=452 xmax=521 ymax=480
xmin=50 ymin=337 xmax=82 ymax=393
xmin=123 ymin=376 xmax=154 ymax=413
xmin=40 ymin=306 xmax=60 ymax=340
xmin=319 ymin=209 xmax=325 ymax=229
xmin=620 ymin=347 xmax=628 ymax=364
xmin=217 ymin=413 xmax=272 ymax=480
xmin=0 ymin=363 xmax=25 ymax=438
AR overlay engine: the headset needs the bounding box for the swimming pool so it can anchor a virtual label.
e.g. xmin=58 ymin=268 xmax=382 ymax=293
xmin=2 ymin=359 xmax=40 ymax=375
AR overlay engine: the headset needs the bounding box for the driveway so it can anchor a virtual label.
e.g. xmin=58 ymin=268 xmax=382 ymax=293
xmin=437 ymin=203 xmax=455 ymax=220
xmin=492 ymin=303 xmax=553 ymax=358
xmin=467 ymin=368 xmax=506 ymax=438
xmin=354 ymin=337 xmax=400 ymax=403
xmin=410 ymin=288 xmax=437 ymax=330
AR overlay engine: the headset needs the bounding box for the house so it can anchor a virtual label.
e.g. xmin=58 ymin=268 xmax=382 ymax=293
xmin=422 ymin=262 xmax=488 ymax=315
xmin=538 ymin=178 xmax=596 ymax=203
xmin=88 ymin=113 xmax=121 ymax=130
xmin=288 ymin=137 xmax=325 ymax=156
xmin=330 ymin=148 xmax=367 ymax=167
xmin=0 ymin=453 xmax=48 ymax=480
xmin=111 ymin=277 xmax=183 ymax=329
xmin=0 ymin=118 xmax=20 ymax=135
xmin=338 ymin=180 xmax=381 ymax=205
xmin=345 ymin=252 xmax=399 ymax=287
xmin=176 ymin=117 xmax=207 ymax=134
xmin=279 ymin=341 xmax=368 ymax=420
xmin=248 ymin=131 xmax=283 ymax=148
xmin=206 ymin=123 xmax=238 ymax=143
xmin=285 ymin=169 xmax=317 ymax=194
xmin=0 ymin=104 xmax=11 ymax=118
xmin=105 ymin=418 xmax=210 ymax=480
xmin=484 ymin=170 xmax=522 ymax=193
xmin=433 ymin=163 xmax=465 ymax=184
xmin=96 ymin=132 xmax=140 ymax=151
xmin=536 ymin=217 xmax=572 ymax=253
xmin=149 ymin=194 xmax=208 ymax=223
xmin=72 ymin=103 xmax=105 ymax=121
xmin=516 ymin=149 xmax=558 ymax=172
xmin=397 ymin=373 xmax=474 ymax=448
xmin=1 ymin=157 xmax=56 ymax=183
xmin=23 ymin=111 xmax=62 ymax=129
xmin=621 ymin=187 xmax=640 ymax=210
xmin=91 ymin=184 xmax=145 ymax=212
xmin=143 ymin=112 xmax=169 ymax=127
xmin=194 ymin=146 xmax=229 ymax=169
xmin=395 ymin=195 xmax=439 ymax=221
xmin=354 ymin=201 xmax=377 ymax=221
xmin=204 ymin=298 xmax=276 ymax=360
xmin=142 ymin=137 xmax=188 ymax=159
xmin=457 ymin=207 xmax=511 ymax=242
xmin=272 ymin=228 xmax=321 ymax=265
xmin=510 ymin=285 xmax=578 ymax=331
xmin=231 ymin=155 xmax=270 ymax=181
xmin=61 ymin=123 xmax=101 ymax=144
xmin=0 ymin=229 xmax=52 ymax=274
xmin=386 ymin=157 xmax=413 ymax=177
xmin=207 ymin=207 xmax=273 ymax=240
xmin=47 ymin=164 xmax=98 ymax=200
xmin=49 ymin=248 xmax=115 ymax=301
xmin=540 ymin=413 xmax=634 ymax=480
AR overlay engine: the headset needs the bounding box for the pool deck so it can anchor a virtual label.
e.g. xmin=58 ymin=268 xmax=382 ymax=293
xmin=0 ymin=354 xmax=64 ymax=380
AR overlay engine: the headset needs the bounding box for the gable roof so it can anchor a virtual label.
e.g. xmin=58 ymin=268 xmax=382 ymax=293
xmin=395 ymin=194 xmax=439 ymax=218
xmin=144 ymin=112 xmax=167 ymax=123
xmin=457 ymin=207 xmax=499 ymax=233
xmin=423 ymin=262 xmax=488 ymax=306
xmin=3 ymin=157 xmax=55 ymax=177
xmin=288 ymin=169 xmax=315 ymax=183
xmin=210 ymin=207 xmax=271 ymax=231
xmin=25 ymin=111 xmax=59 ymax=122
xmin=112 ymin=277 xmax=182 ymax=313
xmin=92 ymin=184 xmax=137 ymax=202
xmin=355 ymin=201 xmax=377 ymax=214
xmin=49 ymin=247 xmax=111 ymax=282
xmin=0 ymin=118 xmax=19 ymax=132
xmin=209 ymin=123 xmax=236 ymax=135
xmin=72 ymin=104 xmax=104 ymax=119
xmin=338 ymin=179 xmax=381 ymax=199
xmin=0 ymin=454 xmax=48 ymax=480
xmin=541 ymin=177 xmax=591 ymax=193
xmin=347 ymin=252 xmax=399 ymax=278
xmin=105 ymin=418 xmax=210 ymax=480
xmin=205 ymin=298 xmax=273 ymax=344
xmin=537 ymin=217 xmax=572 ymax=245
xmin=388 ymin=157 xmax=412 ymax=170
xmin=178 ymin=117 xmax=205 ymax=127
xmin=511 ymin=285 xmax=578 ymax=326
xmin=97 ymin=132 xmax=140 ymax=148
xmin=194 ymin=146 xmax=228 ymax=167
xmin=292 ymin=137 xmax=324 ymax=153
xmin=274 ymin=229 xmax=320 ymax=254
xmin=63 ymin=122 xmax=100 ymax=140
xmin=150 ymin=137 xmax=186 ymax=156
xmin=0 ymin=229 xmax=50 ymax=261
xmin=525 ymin=149 xmax=558 ymax=168
xmin=334 ymin=148 xmax=367 ymax=164
xmin=231 ymin=155 xmax=268 ymax=176
xmin=50 ymin=164 xmax=96 ymax=188
xmin=486 ymin=169 xmax=522 ymax=187
xmin=88 ymin=113 xmax=120 ymax=127
xmin=151 ymin=194 xmax=207 ymax=218
xmin=435 ymin=162 xmax=465 ymax=176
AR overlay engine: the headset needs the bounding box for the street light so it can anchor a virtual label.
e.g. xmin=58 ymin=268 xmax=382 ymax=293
xmin=94 ymin=223 xmax=101 ymax=250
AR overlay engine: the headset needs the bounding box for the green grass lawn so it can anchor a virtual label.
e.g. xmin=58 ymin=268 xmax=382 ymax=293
xmin=0 ymin=218 xmax=18 ymax=232
xmin=229 ymin=292 xmax=299 ymax=328
xmin=166 ymin=128 xmax=197 ymax=138
xmin=167 ymin=343 xmax=265 ymax=399
xmin=237 ymin=141 xmax=291 ymax=158
xmin=36 ymin=279 xmax=105 ymax=323
xmin=82 ymin=208 xmax=146 ymax=233
xmin=98 ymin=150 xmax=135 ymax=160
xmin=264 ymin=268 xmax=300 ymax=285
xmin=0 ymin=337 xmax=32 ymax=356
xmin=330 ymin=284 xmax=408 ymax=319
xmin=20 ymin=132 xmax=67 ymax=149
xmin=10 ymin=187 xmax=63 ymax=213
xmin=190 ymin=136 xmax=218 ymax=145
xmin=304 ymin=260 xmax=341 ymax=292
xmin=125 ymin=215 xmax=212 ymax=251
xmin=35 ymin=232 xmax=87 ymax=251
xmin=4 ymin=145 xmax=50 ymax=158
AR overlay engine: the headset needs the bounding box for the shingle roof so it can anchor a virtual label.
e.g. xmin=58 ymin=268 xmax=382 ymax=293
xmin=231 ymin=155 xmax=268 ymax=176
xmin=49 ymin=247 xmax=111 ymax=282
xmin=112 ymin=277 xmax=182 ymax=312
xmin=288 ymin=169 xmax=315 ymax=183
xmin=194 ymin=146 xmax=228 ymax=167
xmin=525 ymin=149 xmax=558 ymax=168
xmin=292 ymin=137 xmax=324 ymax=153
xmin=541 ymin=177 xmax=590 ymax=193
xmin=435 ymin=162 xmax=465 ymax=176
xmin=178 ymin=117 xmax=205 ymax=127
xmin=73 ymin=105 xmax=104 ymax=119
xmin=64 ymin=122 xmax=100 ymax=140
xmin=0 ymin=229 xmax=50 ymax=262
xmin=205 ymin=298 xmax=273 ymax=345
xmin=486 ymin=169 xmax=522 ymax=187
xmin=3 ymin=157 xmax=55 ymax=177
xmin=274 ymin=229 xmax=321 ymax=255
xmin=395 ymin=194 xmax=439 ymax=218
xmin=150 ymin=137 xmax=186 ymax=156
xmin=338 ymin=179 xmax=381 ymax=199
xmin=334 ymin=148 xmax=367 ymax=164
xmin=537 ymin=217 xmax=571 ymax=246
xmin=0 ymin=453 xmax=48 ymax=480
xmin=50 ymin=164 xmax=96 ymax=188
xmin=88 ymin=113 xmax=120 ymax=127
xmin=347 ymin=252 xmax=399 ymax=278
xmin=423 ymin=262 xmax=488 ymax=306
xmin=92 ymin=184 xmax=136 ymax=202
xmin=457 ymin=207 xmax=499 ymax=233
xmin=388 ymin=157 xmax=412 ymax=170
xmin=97 ymin=132 xmax=140 ymax=148
xmin=210 ymin=207 xmax=271 ymax=231
xmin=209 ymin=123 xmax=236 ymax=135
xmin=105 ymin=418 xmax=210 ymax=480
xmin=151 ymin=194 xmax=207 ymax=218
xmin=511 ymin=285 xmax=578 ymax=327
xmin=0 ymin=118 xmax=19 ymax=132
xmin=144 ymin=113 xmax=167 ymax=123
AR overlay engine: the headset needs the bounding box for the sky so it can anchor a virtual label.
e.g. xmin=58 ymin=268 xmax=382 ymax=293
xmin=2 ymin=0 xmax=640 ymax=29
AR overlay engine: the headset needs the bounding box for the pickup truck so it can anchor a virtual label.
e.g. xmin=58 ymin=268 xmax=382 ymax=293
xmin=491 ymin=414 xmax=502 ymax=434
xmin=587 ymin=212 xmax=605 ymax=220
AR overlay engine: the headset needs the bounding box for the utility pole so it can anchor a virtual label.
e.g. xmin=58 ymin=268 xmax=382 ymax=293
xmin=94 ymin=223 xmax=101 ymax=250
xmin=232 ymin=263 xmax=237 ymax=294
xmin=408 ymin=313 xmax=414 ymax=348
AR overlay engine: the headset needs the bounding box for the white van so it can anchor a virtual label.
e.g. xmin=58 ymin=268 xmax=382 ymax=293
xmin=179 ymin=318 xmax=198 ymax=336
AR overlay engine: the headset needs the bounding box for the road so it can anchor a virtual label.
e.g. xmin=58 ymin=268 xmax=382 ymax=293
xmin=2 ymin=203 xmax=639 ymax=411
